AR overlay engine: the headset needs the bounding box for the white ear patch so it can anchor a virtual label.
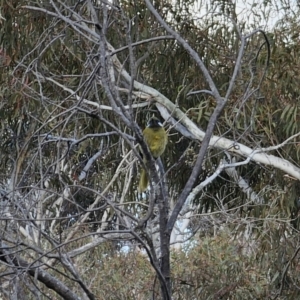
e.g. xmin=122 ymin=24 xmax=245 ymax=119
xmin=146 ymin=118 xmax=163 ymax=127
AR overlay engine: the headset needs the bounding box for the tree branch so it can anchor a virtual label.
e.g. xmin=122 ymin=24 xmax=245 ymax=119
xmin=0 ymin=241 xmax=81 ymax=300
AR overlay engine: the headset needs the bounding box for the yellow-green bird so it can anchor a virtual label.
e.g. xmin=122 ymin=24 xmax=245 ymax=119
xmin=138 ymin=117 xmax=168 ymax=193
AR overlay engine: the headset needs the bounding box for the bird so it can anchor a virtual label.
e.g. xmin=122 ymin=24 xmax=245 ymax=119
xmin=138 ymin=116 xmax=168 ymax=193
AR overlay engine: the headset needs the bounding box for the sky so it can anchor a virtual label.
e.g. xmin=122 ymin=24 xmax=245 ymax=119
xmin=189 ymin=0 xmax=299 ymax=30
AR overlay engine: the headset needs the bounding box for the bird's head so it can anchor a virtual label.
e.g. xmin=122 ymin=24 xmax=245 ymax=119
xmin=146 ymin=116 xmax=163 ymax=128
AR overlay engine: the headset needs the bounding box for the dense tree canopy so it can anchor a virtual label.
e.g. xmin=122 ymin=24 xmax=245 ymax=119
xmin=1 ymin=0 xmax=300 ymax=299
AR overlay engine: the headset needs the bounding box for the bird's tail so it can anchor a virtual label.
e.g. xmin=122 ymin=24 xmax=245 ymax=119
xmin=138 ymin=168 xmax=148 ymax=193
